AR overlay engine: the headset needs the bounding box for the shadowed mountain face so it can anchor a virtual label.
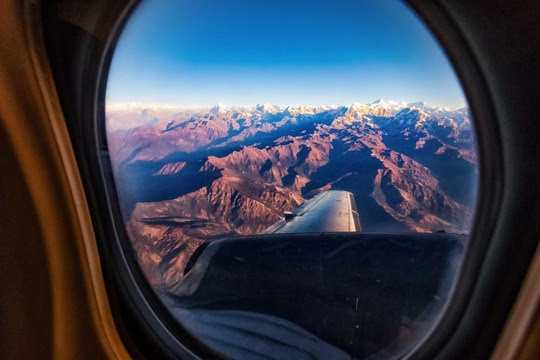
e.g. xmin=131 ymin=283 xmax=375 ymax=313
xmin=106 ymin=101 xmax=478 ymax=288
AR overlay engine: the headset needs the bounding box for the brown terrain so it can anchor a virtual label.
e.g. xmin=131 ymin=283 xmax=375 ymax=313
xmin=106 ymin=100 xmax=478 ymax=288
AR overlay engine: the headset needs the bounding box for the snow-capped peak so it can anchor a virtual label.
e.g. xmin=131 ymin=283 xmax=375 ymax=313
xmin=281 ymin=105 xmax=315 ymax=115
xmin=370 ymin=99 xmax=408 ymax=109
xmin=407 ymin=101 xmax=429 ymax=109
xmin=256 ymin=103 xmax=277 ymax=113
xmin=395 ymin=107 xmax=429 ymax=127
xmin=210 ymin=103 xmax=227 ymax=115
xmin=371 ymin=99 xmax=389 ymax=107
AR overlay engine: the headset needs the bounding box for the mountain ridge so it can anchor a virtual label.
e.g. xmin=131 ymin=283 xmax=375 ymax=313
xmin=106 ymin=100 xmax=477 ymax=288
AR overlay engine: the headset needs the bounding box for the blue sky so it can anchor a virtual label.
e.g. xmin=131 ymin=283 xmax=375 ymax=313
xmin=107 ymin=0 xmax=467 ymax=108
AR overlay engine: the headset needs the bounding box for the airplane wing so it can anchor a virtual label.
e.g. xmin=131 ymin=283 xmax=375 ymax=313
xmin=165 ymin=232 xmax=464 ymax=359
xmin=164 ymin=190 xmax=463 ymax=358
xmin=263 ymin=190 xmax=362 ymax=234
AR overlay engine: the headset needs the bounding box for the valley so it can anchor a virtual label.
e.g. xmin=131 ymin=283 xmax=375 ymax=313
xmin=106 ymin=100 xmax=478 ymax=288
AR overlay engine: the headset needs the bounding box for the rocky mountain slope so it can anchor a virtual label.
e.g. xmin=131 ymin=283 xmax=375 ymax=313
xmin=107 ymin=100 xmax=478 ymax=288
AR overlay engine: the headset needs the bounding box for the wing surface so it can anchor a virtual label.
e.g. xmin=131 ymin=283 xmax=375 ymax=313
xmin=263 ymin=190 xmax=361 ymax=234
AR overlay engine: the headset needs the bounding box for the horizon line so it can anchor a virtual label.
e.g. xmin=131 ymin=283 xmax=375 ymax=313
xmin=106 ymin=99 xmax=468 ymax=110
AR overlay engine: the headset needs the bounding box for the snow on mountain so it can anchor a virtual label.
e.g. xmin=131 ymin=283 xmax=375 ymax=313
xmin=210 ymin=103 xmax=228 ymax=115
xmin=394 ymin=107 xmax=429 ymax=127
xmin=256 ymin=103 xmax=278 ymax=113
xmin=370 ymin=99 xmax=408 ymax=109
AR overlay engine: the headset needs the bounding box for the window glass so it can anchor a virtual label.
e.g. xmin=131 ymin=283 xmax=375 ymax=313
xmin=105 ymin=0 xmax=478 ymax=358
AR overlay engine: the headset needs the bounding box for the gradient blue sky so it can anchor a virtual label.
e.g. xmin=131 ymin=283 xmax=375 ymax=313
xmin=107 ymin=0 xmax=467 ymax=108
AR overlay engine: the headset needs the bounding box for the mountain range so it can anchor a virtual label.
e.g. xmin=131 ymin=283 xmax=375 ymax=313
xmin=106 ymin=100 xmax=478 ymax=288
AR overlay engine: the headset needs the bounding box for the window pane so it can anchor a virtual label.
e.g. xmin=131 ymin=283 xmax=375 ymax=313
xmin=105 ymin=0 xmax=478 ymax=358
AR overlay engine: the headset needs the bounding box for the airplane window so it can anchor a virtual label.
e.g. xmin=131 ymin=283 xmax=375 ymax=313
xmin=105 ymin=0 xmax=479 ymax=358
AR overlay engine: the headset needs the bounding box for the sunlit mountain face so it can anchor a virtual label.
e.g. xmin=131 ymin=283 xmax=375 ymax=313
xmin=106 ymin=100 xmax=477 ymax=287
